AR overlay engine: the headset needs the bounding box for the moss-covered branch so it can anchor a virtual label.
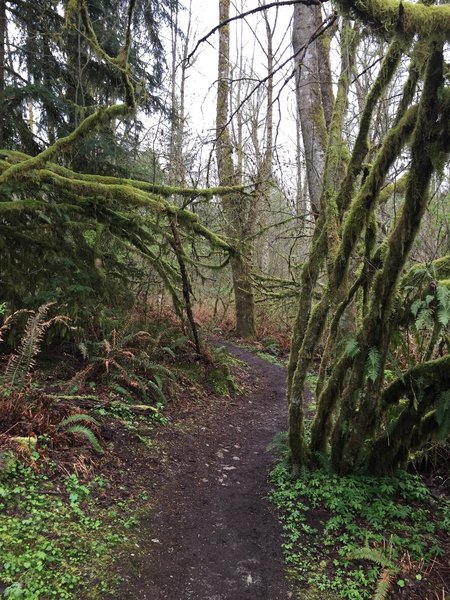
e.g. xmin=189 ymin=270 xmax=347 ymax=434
xmin=0 ymin=150 xmax=249 ymax=199
xmin=337 ymin=36 xmax=404 ymax=214
xmin=0 ymin=105 xmax=131 ymax=185
xmin=336 ymin=0 xmax=450 ymax=39
xmin=382 ymin=355 xmax=450 ymax=405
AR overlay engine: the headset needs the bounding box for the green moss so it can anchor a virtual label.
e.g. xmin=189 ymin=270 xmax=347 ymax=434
xmin=336 ymin=0 xmax=450 ymax=39
xmin=206 ymin=366 xmax=238 ymax=396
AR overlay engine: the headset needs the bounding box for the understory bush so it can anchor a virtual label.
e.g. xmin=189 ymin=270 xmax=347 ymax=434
xmin=270 ymin=462 xmax=449 ymax=599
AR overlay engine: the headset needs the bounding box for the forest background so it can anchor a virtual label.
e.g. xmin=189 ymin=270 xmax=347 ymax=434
xmin=0 ymin=0 xmax=450 ymax=596
xmin=1 ymin=0 xmax=450 ymax=477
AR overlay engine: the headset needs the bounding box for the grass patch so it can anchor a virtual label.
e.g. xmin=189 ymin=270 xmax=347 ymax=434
xmin=270 ymin=462 xmax=449 ymax=599
xmin=255 ymin=351 xmax=286 ymax=367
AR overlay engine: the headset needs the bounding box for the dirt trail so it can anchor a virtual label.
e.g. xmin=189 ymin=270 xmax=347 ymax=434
xmin=117 ymin=339 xmax=292 ymax=600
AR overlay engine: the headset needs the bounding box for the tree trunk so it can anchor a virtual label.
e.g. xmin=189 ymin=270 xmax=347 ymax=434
xmin=292 ymin=3 xmax=328 ymax=217
xmin=216 ymin=0 xmax=256 ymax=338
xmin=0 ymin=0 xmax=6 ymax=147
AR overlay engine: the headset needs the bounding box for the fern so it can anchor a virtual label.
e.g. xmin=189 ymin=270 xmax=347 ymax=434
xmin=63 ymin=425 xmax=104 ymax=454
xmin=436 ymin=284 xmax=450 ymax=327
xmin=346 ymin=546 xmax=398 ymax=600
xmin=161 ymin=345 xmax=176 ymax=358
xmin=435 ymin=390 xmax=450 ymax=440
xmin=313 ymin=451 xmax=335 ymax=474
xmin=58 ymin=414 xmax=101 ymax=428
xmin=121 ymin=330 xmax=153 ymax=347
xmin=110 ymin=382 xmax=135 ymax=403
xmin=346 ymin=546 xmax=395 ymax=569
xmin=0 ymin=308 xmax=33 ymax=344
xmin=365 ymin=348 xmax=381 ymax=383
xmin=416 ymin=307 xmax=434 ymax=330
xmin=4 ymin=303 xmax=68 ymax=389
xmin=147 ymin=380 xmax=166 ymax=404
xmin=374 ymin=569 xmax=396 ymax=600
xmin=410 ymin=299 xmax=423 ymax=318
xmin=344 ymin=338 xmax=360 ymax=358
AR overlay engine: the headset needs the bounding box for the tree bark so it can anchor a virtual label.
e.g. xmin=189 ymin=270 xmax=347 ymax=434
xmin=292 ymin=3 xmax=328 ymax=217
xmin=0 ymin=0 xmax=6 ymax=147
xmin=216 ymin=0 xmax=256 ymax=338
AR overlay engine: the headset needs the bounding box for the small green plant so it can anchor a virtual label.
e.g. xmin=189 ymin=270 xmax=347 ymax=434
xmin=306 ymin=371 xmax=319 ymax=389
xmin=255 ymin=350 xmax=285 ymax=366
xmin=0 ymin=460 xmax=137 ymax=598
xmin=270 ymin=462 xmax=447 ymax=599
xmin=266 ymin=431 xmax=289 ymax=461
xmin=365 ymin=347 xmax=381 ymax=383
xmin=262 ymin=338 xmax=281 ymax=356
xmin=206 ymin=347 xmax=240 ymax=395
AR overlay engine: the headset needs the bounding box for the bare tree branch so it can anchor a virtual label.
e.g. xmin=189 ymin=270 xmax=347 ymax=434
xmin=186 ymin=0 xmax=329 ymax=64
xmin=215 ymin=11 xmax=338 ymax=143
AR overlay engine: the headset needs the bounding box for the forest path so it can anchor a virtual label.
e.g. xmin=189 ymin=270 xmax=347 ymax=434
xmin=116 ymin=338 xmax=292 ymax=600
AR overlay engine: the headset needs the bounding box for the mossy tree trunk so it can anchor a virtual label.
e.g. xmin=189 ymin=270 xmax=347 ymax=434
xmin=288 ymin=2 xmax=450 ymax=475
xmin=216 ymin=0 xmax=256 ymax=339
xmin=0 ymin=0 xmax=5 ymax=148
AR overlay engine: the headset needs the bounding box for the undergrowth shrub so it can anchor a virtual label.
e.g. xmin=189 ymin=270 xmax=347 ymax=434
xmin=270 ymin=462 xmax=449 ymax=599
xmin=70 ymin=318 xmax=189 ymax=409
xmin=0 ymin=460 xmax=135 ymax=599
xmin=0 ymin=304 xmax=103 ymax=457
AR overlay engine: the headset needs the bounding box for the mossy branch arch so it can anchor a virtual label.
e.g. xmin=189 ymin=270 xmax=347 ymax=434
xmin=0 ymin=0 xmax=253 ymax=351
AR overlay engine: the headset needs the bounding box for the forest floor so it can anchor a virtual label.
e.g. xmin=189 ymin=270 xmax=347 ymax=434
xmin=108 ymin=338 xmax=294 ymax=600
xmin=2 ymin=334 xmax=448 ymax=599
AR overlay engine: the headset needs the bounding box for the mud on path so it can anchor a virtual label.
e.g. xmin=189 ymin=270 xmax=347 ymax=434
xmin=115 ymin=339 xmax=292 ymax=600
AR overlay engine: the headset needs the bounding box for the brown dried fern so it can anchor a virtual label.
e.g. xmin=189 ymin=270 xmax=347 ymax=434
xmin=0 ymin=309 xmax=33 ymax=343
